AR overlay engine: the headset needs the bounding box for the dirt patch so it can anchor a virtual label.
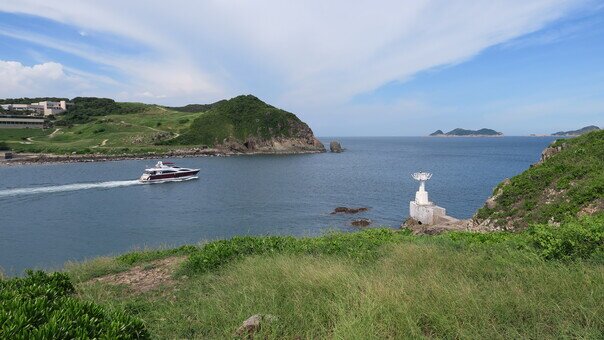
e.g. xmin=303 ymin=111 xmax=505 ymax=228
xmin=578 ymin=199 xmax=604 ymax=217
xmin=89 ymin=256 xmax=185 ymax=293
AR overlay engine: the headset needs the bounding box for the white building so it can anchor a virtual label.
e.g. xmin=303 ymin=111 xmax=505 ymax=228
xmin=1 ymin=100 xmax=70 ymax=116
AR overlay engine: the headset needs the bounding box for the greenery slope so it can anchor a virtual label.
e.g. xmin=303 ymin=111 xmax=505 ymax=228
xmin=475 ymin=130 xmax=604 ymax=229
xmin=166 ymin=95 xmax=312 ymax=146
xmin=64 ymin=215 xmax=604 ymax=339
xmin=0 ymin=95 xmax=320 ymax=155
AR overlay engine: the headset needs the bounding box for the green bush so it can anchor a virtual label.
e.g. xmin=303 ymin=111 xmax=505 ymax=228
xmin=528 ymin=214 xmax=604 ymax=261
xmin=0 ymin=271 xmax=149 ymax=339
xmin=0 ymin=142 xmax=9 ymax=151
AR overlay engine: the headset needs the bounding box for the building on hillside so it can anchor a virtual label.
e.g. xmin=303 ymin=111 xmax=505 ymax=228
xmin=0 ymin=115 xmax=47 ymax=128
xmin=1 ymin=100 xmax=71 ymax=116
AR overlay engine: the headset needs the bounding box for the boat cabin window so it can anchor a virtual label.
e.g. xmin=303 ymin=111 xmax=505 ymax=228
xmin=145 ymin=170 xmax=156 ymax=175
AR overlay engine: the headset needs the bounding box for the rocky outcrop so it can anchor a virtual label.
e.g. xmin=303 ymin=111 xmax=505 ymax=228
xmin=330 ymin=141 xmax=343 ymax=153
xmin=220 ymin=134 xmax=324 ymax=154
xmin=539 ymin=143 xmax=567 ymax=163
xmin=401 ymin=217 xmax=477 ymax=235
xmin=331 ymin=207 xmax=369 ymax=214
xmin=351 ymin=218 xmax=371 ymax=227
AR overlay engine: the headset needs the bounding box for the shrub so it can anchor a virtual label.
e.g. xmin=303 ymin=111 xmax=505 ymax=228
xmin=0 ymin=271 xmax=149 ymax=339
xmin=528 ymin=214 xmax=604 ymax=261
xmin=0 ymin=142 xmax=9 ymax=151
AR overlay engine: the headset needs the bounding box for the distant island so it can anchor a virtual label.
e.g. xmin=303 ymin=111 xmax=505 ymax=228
xmin=551 ymin=125 xmax=600 ymax=136
xmin=429 ymin=128 xmax=503 ymax=137
xmin=0 ymin=95 xmax=325 ymax=164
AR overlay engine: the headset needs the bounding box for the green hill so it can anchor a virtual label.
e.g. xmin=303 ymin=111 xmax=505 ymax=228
xmin=0 ymin=95 xmax=324 ymax=156
xmin=165 ymin=95 xmax=324 ymax=152
xmin=475 ymin=130 xmax=604 ymax=230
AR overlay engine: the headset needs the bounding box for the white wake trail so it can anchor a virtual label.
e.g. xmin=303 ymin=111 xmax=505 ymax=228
xmin=0 ymin=180 xmax=141 ymax=198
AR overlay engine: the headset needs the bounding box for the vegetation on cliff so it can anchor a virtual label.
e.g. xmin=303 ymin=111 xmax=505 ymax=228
xmin=165 ymin=95 xmax=322 ymax=149
xmin=475 ymin=130 xmax=604 ymax=229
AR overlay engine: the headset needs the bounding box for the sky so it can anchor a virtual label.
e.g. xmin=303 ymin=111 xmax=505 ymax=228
xmin=0 ymin=1 xmax=603 ymax=136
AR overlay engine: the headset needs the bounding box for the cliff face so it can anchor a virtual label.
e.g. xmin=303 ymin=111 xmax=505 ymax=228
xmin=473 ymin=130 xmax=604 ymax=231
xmin=166 ymin=95 xmax=325 ymax=153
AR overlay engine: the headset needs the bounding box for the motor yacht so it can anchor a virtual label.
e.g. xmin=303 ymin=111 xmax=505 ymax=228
xmin=139 ymin=161 xmax=199 ymax=183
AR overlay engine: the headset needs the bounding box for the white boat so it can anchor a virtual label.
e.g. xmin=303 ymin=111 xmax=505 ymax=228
xmin=139 ymin=161 xmax=200 ymax=183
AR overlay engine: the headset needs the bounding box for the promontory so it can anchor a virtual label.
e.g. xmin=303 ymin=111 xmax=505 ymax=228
xmin=0 ymin=95 xmax=325 ymax=163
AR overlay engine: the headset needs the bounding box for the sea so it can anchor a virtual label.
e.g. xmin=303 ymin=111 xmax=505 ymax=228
xmin=0 ymin=136 xmax=558 ymax=275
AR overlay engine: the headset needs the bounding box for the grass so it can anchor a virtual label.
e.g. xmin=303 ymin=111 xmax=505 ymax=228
xmin=64 ymin=215 xmax=604 ymax=338
xmin=0 ymin=106 xmax=203 ymax=155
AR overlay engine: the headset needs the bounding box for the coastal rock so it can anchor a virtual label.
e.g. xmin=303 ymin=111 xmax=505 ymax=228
xmin=351 ymin=218 xmax=371 ymax=227
xmin=331 ymin=207 xmax=369 ymax=214
xmin=485 ymin=178 xmax=510 ymax=209
xmin=330 ymin=141 xmax=343 ymax=153
xmin=539 ymin=143 xmax=567 ymax=163
xmin=401 ymin=217 xmax=475 ymax=235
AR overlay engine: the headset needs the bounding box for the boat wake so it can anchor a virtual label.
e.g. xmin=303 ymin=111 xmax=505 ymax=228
xmin=0 ymin=180 xmax=141 ymax=198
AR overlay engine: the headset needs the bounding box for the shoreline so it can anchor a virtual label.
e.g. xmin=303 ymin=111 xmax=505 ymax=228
xmin=0 ymin=148 xmax=325 ymax=166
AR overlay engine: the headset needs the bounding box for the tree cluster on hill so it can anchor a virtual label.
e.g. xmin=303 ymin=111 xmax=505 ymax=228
xmin=0 ymin=97 xmax=68 ymax=104
xmin=165 ymin=101 xmax=226 ymax=113
xmin=53 ymin=97 xmax=150 ymax=126
xmin=165 ymin=95 xmax=308 ymax=146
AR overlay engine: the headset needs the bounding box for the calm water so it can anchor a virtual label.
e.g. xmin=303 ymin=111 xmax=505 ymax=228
xmin=0 ymin=137 xmax=557 ymax=275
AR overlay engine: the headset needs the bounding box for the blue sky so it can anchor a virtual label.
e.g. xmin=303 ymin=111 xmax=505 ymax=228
xmin=0 ymin=1 xmax=602 ymax=136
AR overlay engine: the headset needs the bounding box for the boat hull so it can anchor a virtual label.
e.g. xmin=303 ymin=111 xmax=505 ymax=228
xmin=139 ymin=170 xmax=200 ymax=183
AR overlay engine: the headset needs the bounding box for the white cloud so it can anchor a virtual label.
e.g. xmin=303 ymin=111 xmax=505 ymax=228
xmin=0 ymin=0 xmax=590 ymax=107
xmin=0 ymin=60 xmax=91 ymax=98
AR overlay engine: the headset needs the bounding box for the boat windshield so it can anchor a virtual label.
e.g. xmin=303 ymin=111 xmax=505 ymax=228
xmin=145 ymin=170 xmax=156 ymax=175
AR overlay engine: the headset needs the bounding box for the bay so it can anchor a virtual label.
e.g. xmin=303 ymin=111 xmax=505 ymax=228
xmin=0 ymin=136 xmax=557 ymax=275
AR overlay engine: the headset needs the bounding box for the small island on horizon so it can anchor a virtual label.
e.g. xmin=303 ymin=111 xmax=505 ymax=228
xmin=429 ymin=128 xmax=503 ymax=137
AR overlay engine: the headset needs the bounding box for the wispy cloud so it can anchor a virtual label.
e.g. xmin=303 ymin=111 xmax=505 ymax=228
xmin=0 ymin=0 xmax=588 ymax=106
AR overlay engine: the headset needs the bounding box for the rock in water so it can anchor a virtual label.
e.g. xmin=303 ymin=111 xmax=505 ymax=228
xmin=331 ymin=207 xmax=369 ymax=214
xmin=330 ymin=141 xmax=343 ymax=153
xmin=351 ymin=218 xmax=371 ymax=227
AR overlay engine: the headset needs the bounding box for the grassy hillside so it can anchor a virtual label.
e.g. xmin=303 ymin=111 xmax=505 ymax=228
xmin=0 ymin=105 xmax=201 ymax=155
xmin=0 ymin=95 xmax=322 ymax=155
xmin=475 ymin=130 xmax=604 ymax=229
xmin=51 ymin=215 xmax=601 ymax=338
xmin=166 ymin=95 xmax=315 ymax=146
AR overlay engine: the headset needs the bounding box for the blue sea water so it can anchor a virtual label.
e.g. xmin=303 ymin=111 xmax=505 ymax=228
xmin=0 ymin=137 xmax=557 ymax=275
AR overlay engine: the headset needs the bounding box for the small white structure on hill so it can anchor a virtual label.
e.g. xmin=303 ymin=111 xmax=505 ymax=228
xmin=409 ymin=172 xmax=446 ymax=225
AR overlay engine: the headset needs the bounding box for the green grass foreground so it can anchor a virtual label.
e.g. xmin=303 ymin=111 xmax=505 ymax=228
xmin=29 ymin=214 xmax=597 ymax=338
